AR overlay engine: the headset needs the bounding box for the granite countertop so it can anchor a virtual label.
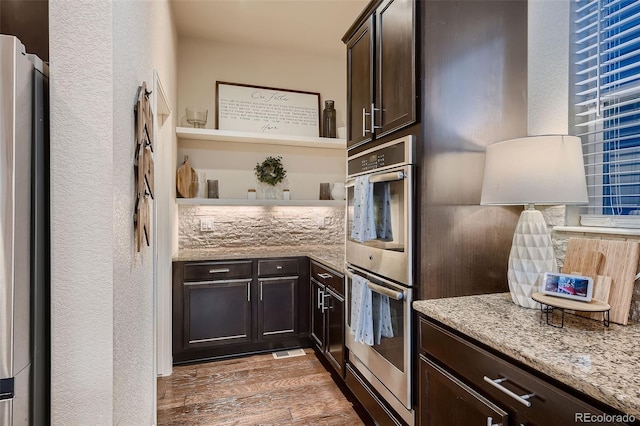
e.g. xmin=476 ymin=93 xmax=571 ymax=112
xmin=173 ymin=244 xmax=345 ymax=272
xmin=413 ymin=293 xmax=640 ymax=417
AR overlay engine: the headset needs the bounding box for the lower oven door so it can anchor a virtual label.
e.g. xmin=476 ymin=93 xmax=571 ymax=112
xmin=345 ymin=265 xmax=413 ymax=413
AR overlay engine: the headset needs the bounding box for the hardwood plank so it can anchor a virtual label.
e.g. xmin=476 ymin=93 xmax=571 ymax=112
xmin=157 ymin=350 xmax=366 ymax=425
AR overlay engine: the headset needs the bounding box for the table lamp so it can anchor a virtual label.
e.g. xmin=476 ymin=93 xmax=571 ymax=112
xmin=481 ymin=135 xmax=588 ymax=308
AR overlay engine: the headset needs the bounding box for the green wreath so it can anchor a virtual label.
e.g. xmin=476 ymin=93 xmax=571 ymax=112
xmin=255 ymin=156 xmax=287 ymax=186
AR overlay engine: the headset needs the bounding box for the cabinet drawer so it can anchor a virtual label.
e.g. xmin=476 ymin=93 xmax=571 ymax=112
xmin=183 ymin=260 xmax=252 ymax=281
xmin=257 ymin=258 xmax=299 ymax=277
xmin=311 ymin=261 xmax=344 ymax=296
xmin=420 ymin=318 xmax=626 ymax=426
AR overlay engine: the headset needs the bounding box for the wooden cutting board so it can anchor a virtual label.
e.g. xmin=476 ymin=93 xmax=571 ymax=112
xmin=576 ymin=275 xmax=612 ymax=321
xmin=176 ymin=155 xmax=197 ymax=198
xmin=562 ymin=238 xmax=640 ymax=325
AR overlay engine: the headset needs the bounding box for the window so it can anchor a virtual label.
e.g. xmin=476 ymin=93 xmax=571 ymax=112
xmin=572 ymin=0 xmax=640 ymax=225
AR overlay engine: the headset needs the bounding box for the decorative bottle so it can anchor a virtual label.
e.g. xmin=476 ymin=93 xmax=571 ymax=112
xmin=322 ymin=100 xmax=336 ymax=138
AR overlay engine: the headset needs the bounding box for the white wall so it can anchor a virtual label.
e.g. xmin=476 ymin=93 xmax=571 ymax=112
xmin=49 ymin=1 xmax=177 ymax=424
xmin=528 ymin=0 xmax=571 ymax=136
xmin=528 ymin=0 xmax=573 ymax=229
xmin=177 ymin=37 xmax=347 ymax=130
xmin=175 ymin=38 xmax=346 ymax=201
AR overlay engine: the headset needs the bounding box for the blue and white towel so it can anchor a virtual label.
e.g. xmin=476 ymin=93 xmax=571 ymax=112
xmin=374 ymin=182 xmax=393 ymax=241
xmin=372 ymin=293 xmax=394 ymax=344
xmin=351 ymin=175 xmax=376 ymax=243
xmin=350 ymin=274 xmax=374 ymax=346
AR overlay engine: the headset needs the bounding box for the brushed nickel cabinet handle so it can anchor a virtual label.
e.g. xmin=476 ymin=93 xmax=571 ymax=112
xmin=209 ymin=268 xmax=230 ymax=274
xmin=318 ymin=288 xmax=324 ymax=310
xmin=371 ymin=102 xmax=382 ymax=133
xmin=260 ymin=281 xmax=263 ymax=301
xmin=483 ymin=376 xmax=534 ymax=407
xmin=276 ymin=265 xmax=283 ymax=270
xmin=362 ymin=108 xmax=371 ymax=136
xmin=317 ymin=273 xmax=333 ymax=279
xmin=247 ymin=282 xmax=251 ymax=302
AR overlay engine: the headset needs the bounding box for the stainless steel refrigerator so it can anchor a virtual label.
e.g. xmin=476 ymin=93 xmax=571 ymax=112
xmin=0 ymin=34 xmax=48 ymax=426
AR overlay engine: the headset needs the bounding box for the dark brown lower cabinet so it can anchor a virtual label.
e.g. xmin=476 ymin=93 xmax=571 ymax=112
xmin=172 ymin=258 xmax=309 ymax=363
xmin=310 ymin=261 xmax=345 ymax=377
xmin=184 ymin=279 xmax=252 ymax=349
xmin=420 ymin=355 xmax=508 ymax=426
xmin=419 ymin=317 xmax=633 ymax=426
xmin=258 ymin=276 xmax=297 ymax=339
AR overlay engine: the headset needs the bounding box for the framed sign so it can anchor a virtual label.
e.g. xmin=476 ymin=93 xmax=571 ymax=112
xmin=216 ymin=81 xmax=321 ymax=137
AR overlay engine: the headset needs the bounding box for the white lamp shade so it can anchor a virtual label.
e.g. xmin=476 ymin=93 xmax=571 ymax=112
xmin=480 ymin=135 xmax=588 ymax=206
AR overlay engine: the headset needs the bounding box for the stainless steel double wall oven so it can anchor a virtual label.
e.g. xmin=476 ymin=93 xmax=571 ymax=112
xmin=344 ymin=135 xmax=416 ymax=425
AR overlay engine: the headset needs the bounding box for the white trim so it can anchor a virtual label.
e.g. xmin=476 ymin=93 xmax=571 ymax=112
xmin=553 ymin=225 xmax=640 ymax=236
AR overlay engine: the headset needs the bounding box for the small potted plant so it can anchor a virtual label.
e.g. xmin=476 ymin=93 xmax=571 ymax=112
xmin=254 ymin=156 xmax=287 ymax=198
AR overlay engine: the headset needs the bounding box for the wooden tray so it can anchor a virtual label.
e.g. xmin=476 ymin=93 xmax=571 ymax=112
xmin=532 ymin=293 xmax=610 ymax=312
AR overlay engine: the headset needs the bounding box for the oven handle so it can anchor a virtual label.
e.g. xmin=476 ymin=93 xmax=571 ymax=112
xmin=346 ymin=171 xmax=405 ymax=187
xmin=345 ymin=268 xmax=405 ymax=301
xmin=367 ymin=281 xmax=404 ymax=301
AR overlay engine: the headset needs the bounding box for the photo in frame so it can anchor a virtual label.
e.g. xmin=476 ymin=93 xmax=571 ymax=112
xmin=216 ymin=81 xmax=321 ymax=137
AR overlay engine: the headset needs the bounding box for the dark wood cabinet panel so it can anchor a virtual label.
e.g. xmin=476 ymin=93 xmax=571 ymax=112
xmin=376 ymin=0 xmax=416 ymax=138
xmin=324 ymin=288 xmax=345 ymax=376
xmin=310 ymin=279 xmax=325 ymax=347
xmin=419 ymin=318 xmax=632 ymax=426
xmin=173 ymin=258 xmax=310 ymax=363
xmin=184 ymin=280 xmax=252 ymax=349
xmin=346 ymin=16 xmax=374 ymax=149
xmin=419 ymin=355 xmax=508 ymax=426
xmin=310 ymin=261 xmax=345 ymax=377
xmin=184 ymin=260 xmax=252 ymax=281
xmin=258 ymin=258 xmax=299 ymax=277
xmin=345 ymin=0 xmax=416 ymax=150
xmin=258 ymin=276 xmax=298 ymax=339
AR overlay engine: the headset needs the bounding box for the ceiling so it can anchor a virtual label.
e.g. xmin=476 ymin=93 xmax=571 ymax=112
xmin=170 ymin=0 xmax=369 ymax=58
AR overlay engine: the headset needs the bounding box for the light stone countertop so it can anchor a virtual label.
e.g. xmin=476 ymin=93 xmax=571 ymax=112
xmin=413 ymin=293 xmax=640 ymax=417
xmin=172 ymin=244 xmax=345 ymax=273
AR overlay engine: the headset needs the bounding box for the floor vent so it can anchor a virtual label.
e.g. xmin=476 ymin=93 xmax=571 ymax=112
xmin=272 ymin=348 xmax=306 ymax=360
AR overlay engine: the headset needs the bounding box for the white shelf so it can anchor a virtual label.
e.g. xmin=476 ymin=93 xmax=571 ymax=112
xmin=176 ymin=127 xmax=346 ymax=150
xmin=175 ymin=198 xmax=346 ymax=207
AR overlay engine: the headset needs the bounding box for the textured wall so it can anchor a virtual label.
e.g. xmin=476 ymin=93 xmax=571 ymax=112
xmin=528 ymin=0 xmax=570 ymax=135
xmin=49 ymin=1 xmax=115 ymax=423
xmin=50 ymin=1 xmax=176 ymax=424
xmin=112 ymin=1 xmax=177 ymax=424
xmin=178 ymin=205 xmax=345 ymax=248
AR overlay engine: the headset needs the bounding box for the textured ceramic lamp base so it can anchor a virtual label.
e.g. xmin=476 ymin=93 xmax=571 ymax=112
xmin=507 ymin=208 xmax=557 ymax=309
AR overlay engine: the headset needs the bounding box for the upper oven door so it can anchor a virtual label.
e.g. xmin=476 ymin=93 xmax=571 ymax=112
xmin=346 ymin=164 xmax=414 ymax=285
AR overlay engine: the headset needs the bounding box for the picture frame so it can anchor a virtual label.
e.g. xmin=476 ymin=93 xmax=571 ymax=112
xmin=215 ymin=81 xmax=321 ymax=137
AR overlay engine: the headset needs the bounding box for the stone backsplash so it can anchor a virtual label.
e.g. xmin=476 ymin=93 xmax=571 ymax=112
xmin=540 ymin=206 xmax=640 ymax=322
xmin=178 ymin=204 xmax=345 ymax=249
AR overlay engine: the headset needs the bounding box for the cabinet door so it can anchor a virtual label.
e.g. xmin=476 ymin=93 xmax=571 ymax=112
xmin=310 ymin=278 xmax=325 ymax=348
xmin=420 ymin=355 xmax=508 ymax=426
xmin=346 ymin=15 xmax=374 ymax=149
xmin=183 ymin=279 xmax=252 ymax=349
xmin=325 ymin=288 xmax=345 ymax=377
xmin=375 ymin=0 xmax=416 ymax=138
xmin=258 ymin=276 xmax=298 ymax=339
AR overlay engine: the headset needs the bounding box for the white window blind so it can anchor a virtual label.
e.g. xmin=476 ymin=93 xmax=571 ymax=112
xmin=573 ymin=0 xmax=640 ymax=226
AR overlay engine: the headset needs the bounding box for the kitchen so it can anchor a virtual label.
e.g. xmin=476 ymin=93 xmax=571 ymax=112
xmin=1 ymin=0 xmax=639 ymax=425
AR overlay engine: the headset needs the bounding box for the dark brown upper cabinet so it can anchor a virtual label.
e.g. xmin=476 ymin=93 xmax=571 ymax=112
xmin=345 ymin=0 xmax=416 ymax=150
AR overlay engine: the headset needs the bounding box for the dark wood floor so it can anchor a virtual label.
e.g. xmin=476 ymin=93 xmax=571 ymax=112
xmin=157 ymin=348 xmax=366 ymax=425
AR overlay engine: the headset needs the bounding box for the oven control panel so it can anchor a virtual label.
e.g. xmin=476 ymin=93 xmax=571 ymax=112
xmin=347 ymin=137 xmax=413 ymax=176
